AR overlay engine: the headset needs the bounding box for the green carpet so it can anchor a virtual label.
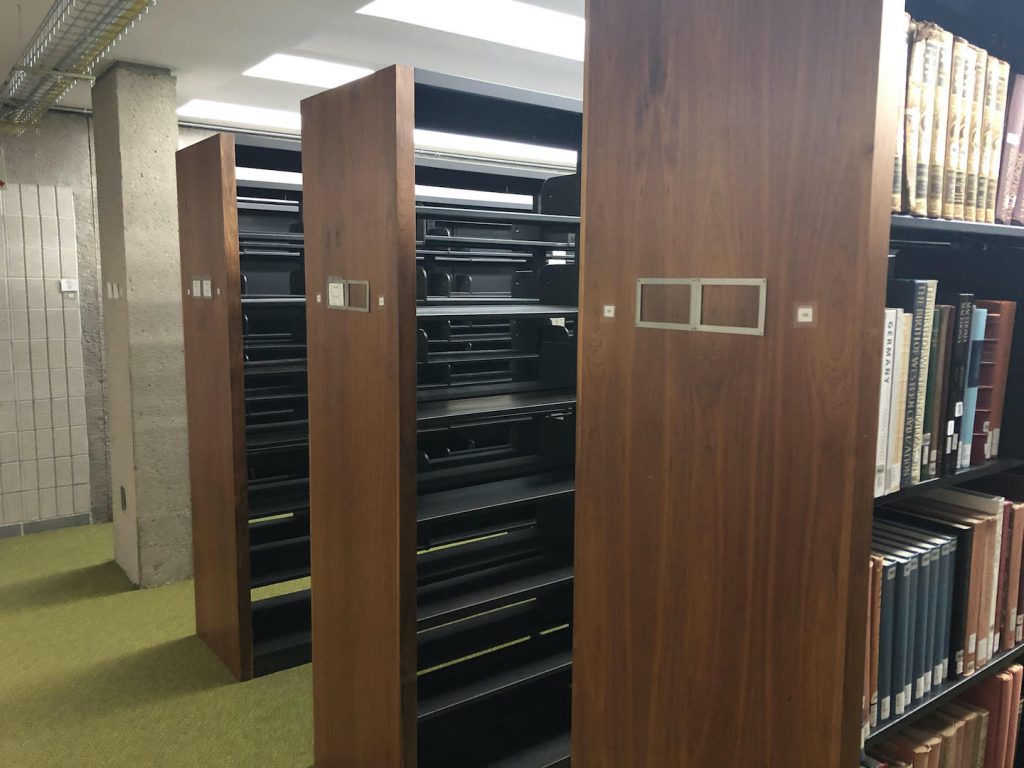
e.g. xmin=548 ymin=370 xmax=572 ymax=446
xmin=0 ymin=524 xmax=313 ymax=767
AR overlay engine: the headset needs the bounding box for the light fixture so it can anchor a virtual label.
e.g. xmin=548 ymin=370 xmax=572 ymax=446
xmin=234 ymin=168 xmax=535 ymax=209
xmin=0 ymin=0 xmax=159 ymax=135
xmin=177 ymin=100 xmax=301 ymax=132
xmin=356 ymin=0 xmax=584 ymax=61
xmin=244 ymin=54 xmax=373 ymax=89
xmin=414 ymin=129 xmax=576 ymax=169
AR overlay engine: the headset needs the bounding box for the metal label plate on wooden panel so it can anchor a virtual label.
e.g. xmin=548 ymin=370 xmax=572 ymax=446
xmin=635 ymin=277 xmax=766 ymax=335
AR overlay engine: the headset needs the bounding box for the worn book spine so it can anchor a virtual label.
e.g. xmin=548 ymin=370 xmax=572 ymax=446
xmin=889 ymin=312 xmax=913 ymax=493
xmin=928 ymin=28 xmax=954 ymax=217
xmin=894 ymin=12 xmax=912 ymax=212
xmin=870 ymin=554 xmax=884 ymax=729
xmin=964 ymin=46 xmax=988 ymax=221
xmin=941 ymin=294 xmax=974 ymax=476
xmin=914 ymin=23 xmax=943 ymax=216
xmin=878 ymin=559 xmax=897 ymax=722
xmin=912 ymin=281 xmax=938 ymax=484
xmin=985 ymin=60 xmax=1012 ymax=223
xmin=944 ymin=39 xmax=970 ymax=218
xmin=904 ymin=21 xmax=925 ymax=215
xmin=876 ymin=308 xmax=899 ymax=496
xmin=996 ymin=74 xmax=1024 ymax=222
xmin=920 ymin=309 xmax=941 ymax=481
xmin=978 ymin=58 xmax=1003 ymax=221
xmin=927 ymin=306 xmax=954 ymax=479
xmin=977 ymin=300 xmax=1017 ymax=458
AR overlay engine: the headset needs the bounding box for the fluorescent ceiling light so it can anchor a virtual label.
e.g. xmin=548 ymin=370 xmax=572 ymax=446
xmin=236 ymin=168 xmax=303 ymax=185
xmin=244 ymin=54 xmax=373 ymax=88
xmin=182 ymin=104 xmax=576 ymax=169
xmin=357 ymin=0 xmax=584 ymax=61
xmin=234 ymin=169 xmax=534 ymax=207
xmin=177 ymin=100 xmax=301 ymax=131
xmin=415 ymin=129 xmax=576 ymax=168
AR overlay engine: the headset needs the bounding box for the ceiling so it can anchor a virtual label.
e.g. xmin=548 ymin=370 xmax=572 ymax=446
xmin=0 ymin=0 xmax=585 ymax=133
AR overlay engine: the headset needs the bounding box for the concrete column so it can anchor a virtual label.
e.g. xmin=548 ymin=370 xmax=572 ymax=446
xmin=93 ymin=62 xmax=191 ymax=587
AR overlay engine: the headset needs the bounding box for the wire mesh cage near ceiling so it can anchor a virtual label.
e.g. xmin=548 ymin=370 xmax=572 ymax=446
xmin=0 ymin=0 xmax=157 ymax=136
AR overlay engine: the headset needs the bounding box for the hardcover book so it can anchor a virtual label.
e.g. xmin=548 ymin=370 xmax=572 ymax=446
xmin=996 ymin=74 xmax=1024 ymax=223
xmin=964 ymin=46 xmax=989 ymax=222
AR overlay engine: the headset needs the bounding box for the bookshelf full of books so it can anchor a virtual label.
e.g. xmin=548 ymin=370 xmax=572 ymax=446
xmin=893 ymin=15 xmax=1024 ymax=227
xmin=874 ymin=288 xmax=1016 ymax=498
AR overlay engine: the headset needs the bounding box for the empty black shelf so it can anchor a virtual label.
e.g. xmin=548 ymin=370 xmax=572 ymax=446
xmin=423 ymin=234 xmax=576 ymax=250
xmin=417 ymin=635 xmax=572 ymax=721
xmin=487 ymin=733 xmax=570 ymax=768
xmin=244 ymin=359 xmax=308 ymax=376
xmin=250 ymin=534 xmax=311 ymax=588
xmin=241 ymin=296 xmax=306 ymax=305
xmin=416 ymin=206 xmax=580 ymax=226
xmin=418 ymin=471 xmax=573 ymax=524
xmin=416 ymin=391 xmax=575 ymax=427
xmin=418 ymin=558 xmax=572 ymax=629
xmin=422 ymin=350 xmax=539 ymax=365
xmin=252 ymin=629 xmax=312 ymax=677
xmin=417 ymin=304 xmax=577 ymax=319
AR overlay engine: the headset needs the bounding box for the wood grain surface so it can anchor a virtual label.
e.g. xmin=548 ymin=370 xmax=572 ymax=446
xmin=302 ymin=66 xmax=419 ymax=768
xmin=176 ymin=134 xmax=252 ymax=680
xmin=572 ymin=0 xmax=903 ymax=764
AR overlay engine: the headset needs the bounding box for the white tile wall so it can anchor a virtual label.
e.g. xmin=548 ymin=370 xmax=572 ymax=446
xmin=0 ymin=185 xmax=90 ymax=525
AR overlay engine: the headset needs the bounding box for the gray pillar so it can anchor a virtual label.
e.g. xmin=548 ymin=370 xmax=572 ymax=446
xmin=93 ymin=62 xmax=191 ymax=587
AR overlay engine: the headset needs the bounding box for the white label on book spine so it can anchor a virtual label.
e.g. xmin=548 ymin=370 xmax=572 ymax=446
xmin=917 ymin=676 xmax=927 ymax=699
xmin=969 ymin=633 xmax=977 ymax=653
xmin=1009 ymin=132 xmax=1021 ymax=147
xmin=994 ymin=632 xmax=1001 ymax=653
xmin=870 ymin=702 xmax=878 ymax=728
xmin=978 ymin=636 xmax=988 ymax=663
xmin=895 ymin=691 xmax=906 ymax=716
xmin=933 ymin=665 xmax=942 ymax=686
xmin=881 ymin=697 xmax=890 ymax=721
xmin=994 ymin=428 xmax=1002 ymax=455
xmin=947 ymin=420 xmax=955 ymax=437
xmin=956 ymin=401 xmax=964 ymax=417
xmin=943 ymin=657 xmax=949 ymax=679
xmin=956 ymin=650 xmax=964 ymax=676
xmin=904 ymin=683 xmax=912 ymax=704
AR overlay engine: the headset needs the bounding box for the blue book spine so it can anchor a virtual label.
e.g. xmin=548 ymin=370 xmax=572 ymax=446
xmin=877 ymin=561 xmax=897 ymax=722
xmin=960 ymin=307 xmax=988 ymax=468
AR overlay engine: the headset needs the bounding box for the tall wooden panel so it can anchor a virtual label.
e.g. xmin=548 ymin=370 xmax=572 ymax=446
xmin=573 ymin=0 xmax=904 ymax=764
xmin=302 ymin=66 xmax=419 ymax=768
xmin=176 ymin=134 xmax=251 ymax=680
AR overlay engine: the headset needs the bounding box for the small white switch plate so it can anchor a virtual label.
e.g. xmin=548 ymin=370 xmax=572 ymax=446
xmin=603 ymin=305 xmax=615 ymax=318
xmin=192 ymin=278 xmax=201 ymax=297
xmin=796 ymin=304 xmax=815 ymax=324
xmin=327 ymin=279 xmax=345 ymax=309
xmin=201 ymin=279 xmax=213 ymax=299
xmin=59 ymin=278 xmax=78 ymax=293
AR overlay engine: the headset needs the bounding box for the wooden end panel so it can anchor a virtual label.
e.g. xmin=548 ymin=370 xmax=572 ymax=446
xmin=302 ymin=66 xmax=418 ymax=768
xmin=176 ymin=134 xmax=252 ymax=680
xmin=572 ymin=0 xmax=901 ymax=764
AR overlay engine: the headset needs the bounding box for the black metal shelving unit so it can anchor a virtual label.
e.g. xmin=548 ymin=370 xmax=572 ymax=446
xmin=235 ymin=143 xmax=312 ymax=677
xmin=411 ymin=185 xmax=580 ymax=766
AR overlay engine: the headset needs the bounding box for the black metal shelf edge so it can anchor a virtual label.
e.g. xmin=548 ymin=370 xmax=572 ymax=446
xmin=865 ymin=643 xmax=1024 ymax=745
xmin=241 ymin=296 xmax=306 ymax=305
xmin=877 ymin=459 xmax=1024 ymax=504
xmin=890 ymin=214 xmax=1024 ymax=244
xmin=418 ymin=471 xmax=573 ymax=523
xmin=486 ymin=733 xmax=570 ymax=768
xmin=417 ymin=642 xmax=572 ymax=721
xmin=417 ymin=205 xmax=579 ymax=225
xmin=417 ymin=304 xmax=577 ymax=319
xmin=416 ymin=391 xmax=575 ymax=427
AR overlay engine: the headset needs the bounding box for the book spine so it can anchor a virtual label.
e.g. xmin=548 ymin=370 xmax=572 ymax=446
xmin=928 ymin=29 xmax=954 ymax=218
xmin=928 ymin=306 xmax=953 ymax=479
xmin=944 ymin=39 xmax=969 ymax=219
xmin=964 ymin=47 xmax=988 ymax=221
xmin=920 ymin=308 xmax=941 ymax=481
xmin=955 ymin=44 xmax=978 ymax=219
xmin=978 ymin=58 xmax=1001 ymax=220
xmin=916 ymin=26 xmax=942 ymax=216
xmin=996 ymin=75 xmax=1024 ymax=223
xmin=911 ymin=281 xmax=937 ymax=484
xmin=960 ymin=307 xmax=988 ymax=469
xmin=985 ymin=60 xmax=1011 ymax=223
xmin=942 ymin=295 xmax=973 ymax=476
xmin=901 ymin=281 xmax=929 ymax=488
xmin=876 ymin=309 xmax=898 ymax=497
xmin=878 ymin=561 xmax=896 ymax=721
xmin=893 ymin=13 xmax=912 ymax=212
xmin=905 ymin=23 xmax=926 ymax=215
xmin=889 ymin=313 xmax=912 ymax=493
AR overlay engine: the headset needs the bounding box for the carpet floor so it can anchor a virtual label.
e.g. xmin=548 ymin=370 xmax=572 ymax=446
xmin=0 ymin=523 xmax=312 ymax=767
